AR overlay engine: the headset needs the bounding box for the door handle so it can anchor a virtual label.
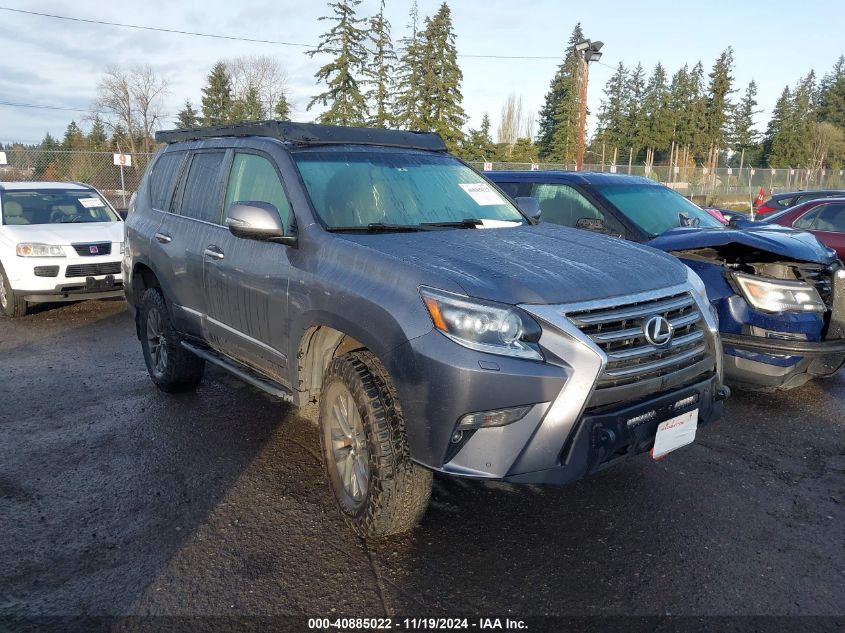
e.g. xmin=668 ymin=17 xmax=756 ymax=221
xmin=154 ymin=232 xmax=172 ymax=244
xmin=204 ymin=245 xmax=225 ymax=261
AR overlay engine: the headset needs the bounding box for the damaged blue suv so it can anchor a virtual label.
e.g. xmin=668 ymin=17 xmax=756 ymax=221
xmin=487 ymin=171 xmax=845 ymax=391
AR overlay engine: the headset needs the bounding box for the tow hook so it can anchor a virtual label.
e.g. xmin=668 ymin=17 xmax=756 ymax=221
xmin=716 ymin=385 xmax=731 ymax=402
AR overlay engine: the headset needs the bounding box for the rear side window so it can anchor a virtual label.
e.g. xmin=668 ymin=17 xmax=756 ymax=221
xmin=528 ymin=183 xmax=624 ymax=234
xmin=775 ymin=196 xmax=796 ymax=208
xmin=178 ymin=152 xmax=226 ymax=223
xmin=224 ymin=153 xmax=292 ymax=231
xmin=793 ymin=207 xmax=822 ymax=229
xmin=811 ymin=203 xmax=845 ymax=232
xmin=149 ymin=152 xmax=184 ymax=211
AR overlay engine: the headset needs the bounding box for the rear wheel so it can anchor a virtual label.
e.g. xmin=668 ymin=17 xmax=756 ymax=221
xmin=139 ymin=288 xmax=205 ymax=392
xmin=0 ymin=265 xmax=27 ymax=318
xmin=319 ymin=351 xmax=432 ymax=538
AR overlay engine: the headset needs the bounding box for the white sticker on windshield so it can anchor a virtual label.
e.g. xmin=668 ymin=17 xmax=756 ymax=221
xmin=78 ymin=197 xmax=105 ymax=208
xmin=459 ymin=183 xmax=505 ymax=206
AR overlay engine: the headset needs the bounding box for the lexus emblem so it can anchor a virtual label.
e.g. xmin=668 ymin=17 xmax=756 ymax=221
xmin=89 ymin=245 xmax=99 ymax=254
xmin=643 ymin=315 xmax=674 ymax=347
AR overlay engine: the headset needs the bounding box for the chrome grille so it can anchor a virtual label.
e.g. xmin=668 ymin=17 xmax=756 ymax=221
xmin=566 ymin=290 xmax=708 ymax=389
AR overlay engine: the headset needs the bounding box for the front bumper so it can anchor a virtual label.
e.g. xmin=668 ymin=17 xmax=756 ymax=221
xmin=4 ymin=252 xmax=124 ymax=303
xmin=388 ymin=281 xmax=726 ymax=484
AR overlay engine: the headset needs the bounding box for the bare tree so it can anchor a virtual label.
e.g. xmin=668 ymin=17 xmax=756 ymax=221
xmin=522 ymin=110 xmax=535 ymax=141
xmin=225 ymin=55 xmax=291 ymax=119
xmin=95 ymin=65 xmax=169 ymax=154
xmin=497 ymin=93 xmax=523 ymax=150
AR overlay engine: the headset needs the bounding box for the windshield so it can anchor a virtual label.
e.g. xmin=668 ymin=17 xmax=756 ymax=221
xmin=595 ymin=184 xmax=723 ymax=237
xmin=293 ymin=149 xmax=525 ymax=229
xmin=1 ymin=189 xmax=118 ymax=225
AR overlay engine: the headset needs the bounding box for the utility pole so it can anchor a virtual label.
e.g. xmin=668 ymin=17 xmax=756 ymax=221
xmin=573 ymin=38 xmax=603 ymax=171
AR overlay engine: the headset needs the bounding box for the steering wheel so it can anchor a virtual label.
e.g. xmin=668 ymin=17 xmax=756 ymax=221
xmin=50 ymin=209 xmax=68 ymax=223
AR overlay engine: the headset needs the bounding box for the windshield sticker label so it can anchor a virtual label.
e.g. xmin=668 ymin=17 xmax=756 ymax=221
xmin=459 ymin=183 xmax=505 ymax=206
xmin=78 ymin=197 xmax=105 ymax=208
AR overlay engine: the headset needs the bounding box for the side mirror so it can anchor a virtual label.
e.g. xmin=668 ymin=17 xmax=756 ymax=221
xmin=515 ymin=196 xmax=542 ymax=222
xmin=576 ymin=217 xmax=609 ymax=233
xmin=226 ymin=202 xmax=296 ymax=246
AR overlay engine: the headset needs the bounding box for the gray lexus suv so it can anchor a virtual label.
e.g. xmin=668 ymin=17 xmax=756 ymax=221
xmin=124 ymin=121 xmax=729 ymax=537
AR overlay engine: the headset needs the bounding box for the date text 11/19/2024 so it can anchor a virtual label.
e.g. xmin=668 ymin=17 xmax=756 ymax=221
xmin=308 ymin=617 xmax=528 ymax=630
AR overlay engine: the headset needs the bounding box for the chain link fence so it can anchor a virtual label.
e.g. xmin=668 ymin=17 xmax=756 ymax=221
xmin=3 ymin=150 xmax=845 ymax=211
xmin=0 ymin=149 xmax=155 ymax=209
xmin=469 ymin=161 xmax=845 ymax=208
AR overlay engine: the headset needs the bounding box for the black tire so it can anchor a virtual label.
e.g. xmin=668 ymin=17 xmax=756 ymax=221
xmin=0 ymin=264 xmax=27 ymax=318
xmin=319 ymin=351 xmax=432 ymax=538
xmin=139 ymin=288 xmax=205 ymax=392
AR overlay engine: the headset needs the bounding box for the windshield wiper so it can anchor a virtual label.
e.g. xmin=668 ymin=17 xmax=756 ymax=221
xmin=420 ymin=218 xmax=482 ymax=229
xmin=326 ymin=222 xmax=431 ymax=233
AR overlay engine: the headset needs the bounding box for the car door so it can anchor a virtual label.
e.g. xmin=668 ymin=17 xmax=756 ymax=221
xmin=157 ymin=149 xmax=229 ymax=338
xmin=805 ymin=202 xmax=845 ymax=259
xmin=202 ymin=149 xmax=294 ymax=385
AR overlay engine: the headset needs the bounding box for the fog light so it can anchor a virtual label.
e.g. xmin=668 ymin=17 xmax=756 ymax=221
xmin=450 ymin=430 xmax=464 ymax=444
xmin=673 ymin=394 xmax=699 ymax=410
xmin=626 ymin=409 xmax=656 ymax=428
xmin=456 ymin=405 xmax=532 ymax=431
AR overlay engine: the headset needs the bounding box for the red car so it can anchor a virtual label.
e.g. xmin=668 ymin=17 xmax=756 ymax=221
xmin=762 ymin=197 xmax=845 ymax=259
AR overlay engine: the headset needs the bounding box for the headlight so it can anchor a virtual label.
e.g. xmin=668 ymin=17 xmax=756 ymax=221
xmin=420 ymin=286 xmax=543 ymax=360
xmin=16 ymin=243 xmax=65 ymax=258
xmin=734 ymin=273 xmax=825 ymax=313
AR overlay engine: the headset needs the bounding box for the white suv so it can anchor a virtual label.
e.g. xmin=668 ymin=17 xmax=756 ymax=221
xmin=0 ymin=182 xmax=125 ymax=317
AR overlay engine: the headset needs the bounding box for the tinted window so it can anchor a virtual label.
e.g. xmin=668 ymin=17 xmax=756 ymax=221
xmin=224 ymin=153 xmax=292 ymax=231
xmin=595 ymin=184 xmax=722 ymax=236
xmin=793 ymin=207 xmax=822 ymax=229
xmin=812 ymin=203 xmax=845 ymax=232
xmin=293 ymin=149 xmax=525 ymax=228
xmin=775 ymin=196 xmax=796 ymax=208
xmin=178 ymin=152 xmax=226 ymax=223
xmin=495 ymin=182 xmax=522 ymax=198
xmin=529 ymin=183 xmax=622 ymax=232
xmin=149 ymin=152 xmax=184 ymax=211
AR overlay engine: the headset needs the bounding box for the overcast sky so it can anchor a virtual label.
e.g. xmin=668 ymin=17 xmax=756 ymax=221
xmin=1 ymin=0 xmax=843 ymax=146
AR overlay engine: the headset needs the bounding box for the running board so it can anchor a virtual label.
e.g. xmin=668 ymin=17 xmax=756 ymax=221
xmin=181 ymin=341 xmax=293 ymax=401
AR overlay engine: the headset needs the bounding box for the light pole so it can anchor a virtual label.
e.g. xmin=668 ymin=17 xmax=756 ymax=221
xmin=574 ymin=38 xmax=603 ymax=171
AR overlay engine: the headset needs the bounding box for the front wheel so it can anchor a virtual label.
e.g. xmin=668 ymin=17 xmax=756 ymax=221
xmin=319 ymin=351 xmax=432 ymax=538
xmin=139 ymin=288 xmax=205 ymax=392
xmin=0 ymin=264 xmax=27 ymax=318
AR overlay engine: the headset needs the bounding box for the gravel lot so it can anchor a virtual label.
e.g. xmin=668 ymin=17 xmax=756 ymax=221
xmin=1 ymin=300 xmax=843 ymax=627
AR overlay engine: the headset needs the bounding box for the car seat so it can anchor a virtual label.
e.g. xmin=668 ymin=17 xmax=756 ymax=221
xmin=2 ymin=201 xmax=29 ymax=225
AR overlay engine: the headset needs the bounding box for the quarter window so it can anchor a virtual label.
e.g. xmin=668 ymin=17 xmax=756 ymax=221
xmin=224 ymin=153 xmax=292 ymax=231
xmin=149 ymin=152 xmax=184 ymax=211
xmin=178 ymin=152 xmax=226 ymax=223
xmin=793 ymin=207 xmax=822 ymax=229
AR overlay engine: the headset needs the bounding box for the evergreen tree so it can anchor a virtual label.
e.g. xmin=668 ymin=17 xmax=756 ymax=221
xmin=394 ymin=1 xmax=424 ymax=130
xmin=460 ymin=113 xmax=497 ymax=161
xmin=594 ymin=62 xmax=629 ymax=151
xmin=818 ymin=55 xmax=845 ymax=129
xmin=62 ymin=121 xmax=85 ymax=149
xmin=416 ymin=2 xmax=466 ymax=151
xmin=88 ymin=115 xmax=108 ymax=150
xmin=175 ymin=99 xmax=201 ymax=128
xmin=510 ymin=137 xmax=538 ymax=163
xmin=307 ymin=0 xmax=369 ymax=126
xmin=729 ymin=80 xmax=761 ymax=159
xmin=625 ymin=63 xmax=647 ymax=156
xmin=641 ymin=62 xmax=673 ymax=166
xmin=231 ymin=85 xmax=265 ymax=122
xmin=34 ymin=133 xmax=59 ymax=178
xmin=274 ymin=95 xmax=291 ymax=121
xmin=201 ymin=62 xmax=234 ymax=125
xmin=764 ymin=86 xmax=800 ymax=167
xmin=365 ymin=0 xmax=397 ymax=128
xmin=536 ymin=23 xmax=584 ymax=160
xmin=704 ymin=47 xmax=735 ymax=165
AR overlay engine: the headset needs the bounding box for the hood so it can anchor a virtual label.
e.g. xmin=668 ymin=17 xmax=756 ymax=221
xmin=647 ymin=225 xmax=837 ymax=264
xmin=336 ymin=224 xmax=687 ymax=305
xmin=1 ymin=221 xmax=124 ymax=246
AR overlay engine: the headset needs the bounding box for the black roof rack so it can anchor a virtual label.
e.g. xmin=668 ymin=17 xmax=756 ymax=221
xmin=155 ymin=120 xmax=448 ymax=152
